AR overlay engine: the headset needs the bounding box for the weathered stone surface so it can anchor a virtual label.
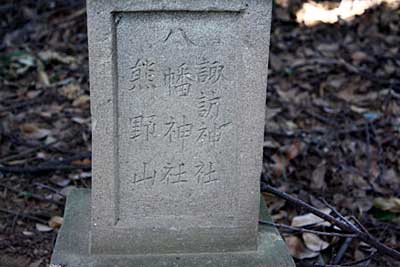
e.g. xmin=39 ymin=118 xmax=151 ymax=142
xmin=51 ymin=189 xmax=295 ymax=267
xmin=87 ymin=0 xmax=273 ymax=255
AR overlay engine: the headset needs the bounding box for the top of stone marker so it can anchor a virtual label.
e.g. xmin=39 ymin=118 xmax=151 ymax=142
xmin=87 ymin=0 xmax=249 ymax=12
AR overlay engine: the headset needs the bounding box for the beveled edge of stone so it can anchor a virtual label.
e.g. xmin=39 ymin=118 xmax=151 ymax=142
xmin=51 ymin=189 xmax=295 ymax=267
xmin=87 ymin=0 xmax=249 ymax=12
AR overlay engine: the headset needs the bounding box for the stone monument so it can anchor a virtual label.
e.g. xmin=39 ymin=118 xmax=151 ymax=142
xmin=51 ymin=0 xmax=295 ymax=266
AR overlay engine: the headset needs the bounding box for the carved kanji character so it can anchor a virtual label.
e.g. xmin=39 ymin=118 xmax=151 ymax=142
xmin=129 ymin=59 xmax=156 ymax=92
xmin=133 ymin=162 xmax=156 ymax=185
xmin=164 ymin=63 xmax=194 ymax=96
xmin=160 ymin=162 xmax=188 ymax=184
xmin=129 ymin=115 xmax=156 ymax=141
xmin=164 ymin=115 xmax=193 ymax=150
xmin=197 ymin=122 xmax=231 ymax=146
xmin=195 ymin=161 xmax=217 ymax=184
xmin=197 ymin=91 xmax=221 ymax=119
xmin=197 ymin=59 xmax=224 ymax=84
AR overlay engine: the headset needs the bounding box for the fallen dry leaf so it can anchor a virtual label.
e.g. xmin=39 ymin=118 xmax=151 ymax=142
xmin=72 ymin=158 xmax=91 ymax=165
xmin=291 ymin=208 xmax=332 ymax=227
xmin=38 ymin=50 xmax=76 ymax=64
xmin=20 ymin=123 xmax=51 ymax=140
xmin=351 ymin=51 xmax=368 ymax=63
xmin=22 ymin=231 xmax=34 ymax=236
xmin=373 ymin=197 xmax=400 ymax=213
xmin=285 ymin=140 xmax=303 ymax=161
xmin=71 ymin=172 xmax=92 ymax=180
xmin=35 ymin=223 xmax=53 ymax=232
xmin=271 ymin=154 xmax=288 ymax=177
xmin=27 ymin=90 xmax=41 ymax=99
xmin=263 ymin=140 xmax=279 ymax=149
xmin=72 ymin=94 xmax=90 ymax=107
xmin=311 ymin=162 xmax=327 ymax=190
xmin=72 ymin=116 xmax=87 ymax=124
xmin=30 ymin=128 xmax=51 ymax=140
xmin=36 ymin=59 xmax=50 ymax=87
xmin=61 ymin=83 xmax=81 ymax=100
xmin=48 ymin=216 xmax=64 ymax=229
xmin=317 ymin=43 xmax=339 ymax=53
xmin=20 ymin=123 xmax=37 ymax=134
xmin=286 ymin=236 xmax=320 ymax=259
xmin=38 ymin=68 xmax=50 ymax=86
xmin=302 ymin=233 xmax=330 ymax=252
xmin=265 ymin=107 xmax=282 ymax=121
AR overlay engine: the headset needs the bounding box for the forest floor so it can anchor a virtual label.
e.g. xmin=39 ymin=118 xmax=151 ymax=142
xmin=0 ymin=1 xmax=399 ymax=266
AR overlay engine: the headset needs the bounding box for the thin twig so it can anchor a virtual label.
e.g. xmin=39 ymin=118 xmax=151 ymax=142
xmin=365 ymin=121 xmax=372 ymax=179
xmin=259 ymin=220 xmax=357 ymax=238
xmin=44 ymin=152 xmax=91 ymax=165
xmin=320 ymin=198 xmax=360 ymax=232
xmin=33 ymin=182 xmax=66 ymax=198
xmin=0 ymin=140 xmax=58 ymax=163
xmin=333 ymin=237 xmax=353 ymax=265
xmin=0 ymin=208 xmax=48 ymax=224
xmin=0 ymin=164 xmax=91 ymax=174
xmin=10 ymin=210 xmax=19 ymax=233
xmin=350 ymin=216 xmax=370 ymax=235
xmin=0 ymin=184 xmax=64 ymax=206
xmin=0 ymin=152 xmax=91 ymax=173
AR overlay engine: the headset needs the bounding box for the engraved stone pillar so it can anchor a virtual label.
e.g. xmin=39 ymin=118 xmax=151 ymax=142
xmin=51 ymin=1 xmax=295 ymax=266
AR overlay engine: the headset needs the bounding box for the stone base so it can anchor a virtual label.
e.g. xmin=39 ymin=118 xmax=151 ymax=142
xmin=51 ymin=189 xmax=295 ymax=267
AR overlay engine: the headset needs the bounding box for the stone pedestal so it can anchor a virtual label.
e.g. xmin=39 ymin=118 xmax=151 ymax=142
xmin=51 ymin=189 xmax=295 ymax=267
